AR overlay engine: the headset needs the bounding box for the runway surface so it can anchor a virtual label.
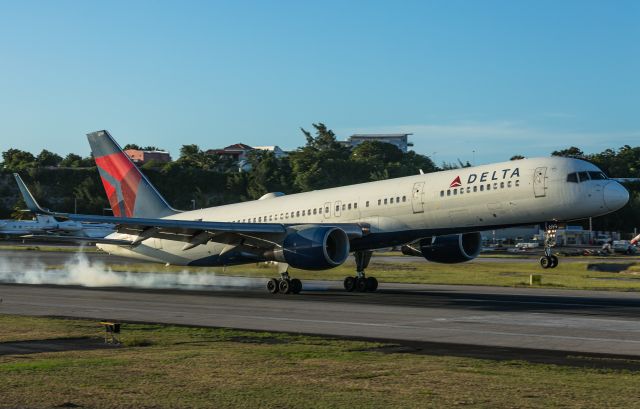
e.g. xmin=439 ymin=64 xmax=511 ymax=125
xmin=1 ymin=248 xmax=640 ymax=366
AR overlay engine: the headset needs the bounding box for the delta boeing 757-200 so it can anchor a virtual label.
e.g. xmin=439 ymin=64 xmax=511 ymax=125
xmin=34 ymin=130 xmax=629 ymax=294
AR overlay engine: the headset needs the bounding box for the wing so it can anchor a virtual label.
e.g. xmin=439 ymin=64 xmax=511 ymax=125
xmin=60 ymin=213 xmax=368 ymax=252
xmin=16 ymin=234 xmax=135 ymax=246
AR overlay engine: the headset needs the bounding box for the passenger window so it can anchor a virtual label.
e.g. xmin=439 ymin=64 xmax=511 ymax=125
xmin=396 ymin=196 xmax=400 ymax=203
xmin=440 ymin=191 xmax=444 ymax=197
xmin=378 ymin=199 xmax=381 ymax=205
xmin=480 ymin=185 xmax=484 ymax=191
xmin=515 ymin=180 xmax=520 ymax=187
xmin=291 ymin=211 xmax=295 ymax=218
xmin=366 ymin=201 xmax=370 ymax=207
xmin=302 ymin=210 xmax=306 ymax=216
xmin=348 ymin=203 xmax=352 ymax=210
xmin=487 ymin=184 xmax=491 ymax=191
xmin=493 ymin=183 xmax=498 ymax=189
xmin=342 ymin=204 xmax=346 ymax=211
xmin=308 ymin=209 xmax=311 ymax=214
xmin=473 ymin=186 xmax=477 ymax=192
xmin=280 ymin=213 xmax=283 ymax=219
xmin=269 ymin=215 xmax=273 ymax=221
xmin=467 ymin=187 xmax=471 ymax=193
xmin=336 ymin=205 xmax=339 ymax=212
xmin=588 ymin=171 xmax=606 ymax=180
xmin=507 ymin=181 xmax=512 ymax=188
xmin=313 ymin=208 xmax=317 ymax=215
xmin=460 ymin=188 xmax=464 ymax=195
xmin=453 ymin=189 xmax=458 ymax=195
xmin=325 ymin=207 xmax=329 ymax=213
xmin=296 ymin=211 xmax=300 ymax=217
xmin=354 ymin=203 xmax=358 ymax=209
xmin=390 ymin=197 xmax=394 ymax=204
xmin=566 ymin=173 xmax=578 ymax=183
xmin=384 ymin=198 xmax=388 ymax=204
xmin=447 ymin=190 xmax=451 ymax=196
xmin=577 ymin=171 xmax=590 ymax=182
xmin=500 ymin=182 xmax=504 ymax=188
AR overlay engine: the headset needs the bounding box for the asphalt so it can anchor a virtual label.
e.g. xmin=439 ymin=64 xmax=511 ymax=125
xmin=1 ymin=249 xmax=640 ymax=367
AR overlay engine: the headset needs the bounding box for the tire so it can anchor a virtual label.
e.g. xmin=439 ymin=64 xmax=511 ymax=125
xmin=267 ymin=278 xmax=279 ymax=294
xmin=365 ymin=277 xmax=378 ymax=292
xmin=539 ymin=256 xmax=551 ymax=269
xmin=278 ymin=279 xmax=291 ymax=294
xmin=549 ymin=255 xmax=559 ymax=268
xmin=355 ymin=277 xmax=367 ymax=292
xmin=290 ymin=278 xmax=302 ymax=294
xmin=343 ymin=276 xmax=356 ymax=292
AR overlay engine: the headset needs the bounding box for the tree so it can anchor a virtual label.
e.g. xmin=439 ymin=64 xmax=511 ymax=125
xmin=551 ymin=147 xmax=584 ymax=159
xmin=36 ymin=149 xmax=62 ymax=167
xmin=290 ymin=123 xmax=360 ymax=191
xmin=123 ymin=143 xmax=141 ymax=150
xmin=246 ymin=151 xmax=294 ymax=198
xmin=2 ymin=149 xmax=36 ymax=171
xmin=176 ymin=144 xmax=218 ymax=170
xmin=59 ymin=153 xmax=94 ymax=168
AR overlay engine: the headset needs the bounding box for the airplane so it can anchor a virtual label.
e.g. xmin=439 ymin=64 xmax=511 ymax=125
xmin=1 ymin=174 xmax=115 ymax=242
xmin=38 ymin=130 xmax=629 ymax=294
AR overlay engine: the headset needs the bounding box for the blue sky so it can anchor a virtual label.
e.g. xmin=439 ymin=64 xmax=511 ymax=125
xmin=0 ymin=0 xmax=638 ymax=165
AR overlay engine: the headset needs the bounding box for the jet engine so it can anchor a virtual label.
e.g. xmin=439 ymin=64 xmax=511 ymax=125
xmin=401 ymin=232 xmax=482 ymax=263
xmin=266 ymin=226 xmax=350 ymax=270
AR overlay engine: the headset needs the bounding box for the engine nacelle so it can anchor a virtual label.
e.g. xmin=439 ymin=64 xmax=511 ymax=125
xmin=402 ymin=232 xmax=482 ymax=263
xmin=267 ymin=226 xmax=350 ymax=270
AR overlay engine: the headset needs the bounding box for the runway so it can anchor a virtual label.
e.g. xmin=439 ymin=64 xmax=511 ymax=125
xmin=1 ymin=248 xmax=640 ymax=365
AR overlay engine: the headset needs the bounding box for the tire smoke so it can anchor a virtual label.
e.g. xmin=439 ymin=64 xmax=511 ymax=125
xmin=0 ymin=251 xmax=264 ymax=290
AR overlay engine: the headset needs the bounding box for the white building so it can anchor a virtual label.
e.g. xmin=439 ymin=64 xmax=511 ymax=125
xmin=252 ymin=145 xmax=287 ymax=159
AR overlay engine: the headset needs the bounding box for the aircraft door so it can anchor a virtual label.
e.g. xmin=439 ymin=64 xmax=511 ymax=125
xmin=411 ymin=182 xmax=425 ymax=213
xmin=324 ymin=202 xmax=331 ymax=219
xmin=334 ymin=201 xmax=342 ymax=217
xmin=534 ymin=167 xmax=547 ymax=197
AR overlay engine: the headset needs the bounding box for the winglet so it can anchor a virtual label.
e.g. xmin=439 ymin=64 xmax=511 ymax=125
xmin=13 ymin=173 xmax=51 ymax=214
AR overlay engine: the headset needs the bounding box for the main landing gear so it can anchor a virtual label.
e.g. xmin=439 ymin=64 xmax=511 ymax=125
xmin=267 ymin=263 xmax=302 ymax=294
xmin=540 ymin=223 xmax=559 ymax=269
xmin=344 ymin=250 xmax=378 ymax=292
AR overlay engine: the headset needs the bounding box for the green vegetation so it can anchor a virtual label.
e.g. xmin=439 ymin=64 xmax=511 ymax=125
xmin=3 ymin=123 xmax=638 ymax=234
xmin=0 ymin=314 xmax=639 ymax=408
xmin=37 ymin=256 xmax=640 ymax=291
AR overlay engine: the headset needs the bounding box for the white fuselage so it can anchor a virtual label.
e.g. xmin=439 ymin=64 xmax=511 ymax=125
xmin=99 ymin=157 xmax=628 ymax=266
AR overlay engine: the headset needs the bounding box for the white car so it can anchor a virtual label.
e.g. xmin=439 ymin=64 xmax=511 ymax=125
xmin=612 ymin=240 xmax=636 ymax=255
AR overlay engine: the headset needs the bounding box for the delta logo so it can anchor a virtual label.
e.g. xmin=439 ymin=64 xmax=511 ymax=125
xmin=448 ymin=167 xmax=521 ymax=188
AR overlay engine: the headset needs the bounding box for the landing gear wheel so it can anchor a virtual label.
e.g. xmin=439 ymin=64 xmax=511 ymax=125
xmin=549 ymin=255 xmax=559 ymax=269
xmin=344 ymin=276 xmax=356 ymax=292
xmin=278 ymin=279 xmax=291 ymax=294
xmin=540 ymin=256 xmax=552 ymax=269
xmin=267 ymin=278 xmax=279 ymax=294
xmin=365 ymin=277 xmax=378 ymax=292
xmin=355 ymin=277 xmax=368 ymax=292
xmin=290 ymin=278 xmax=302 ymax=294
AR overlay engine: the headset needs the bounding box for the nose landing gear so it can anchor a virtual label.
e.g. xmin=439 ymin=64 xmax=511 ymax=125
xmin=344 ymin=251 xmax=378 ymax=292
xmin=540 ymin=223 xmax=559 ymax=269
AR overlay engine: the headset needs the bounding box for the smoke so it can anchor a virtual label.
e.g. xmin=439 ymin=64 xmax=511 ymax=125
xmin=0 ymin=251 xmax=264 ymax=290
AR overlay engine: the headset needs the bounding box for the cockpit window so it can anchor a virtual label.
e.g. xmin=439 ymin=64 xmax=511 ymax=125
xmin=588 ymin=171 xmax=607 ymax=180
xmin=577 ymin=171 xmax=590 ymax=182
xmin=566 ymin=173 xmax=578 ymax=183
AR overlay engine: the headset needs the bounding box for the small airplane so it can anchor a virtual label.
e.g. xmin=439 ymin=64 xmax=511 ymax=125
xmin=2 ymin=174 xmax=116 ymax=242
xmin=36 ymin=130 xmax=629 ymax=294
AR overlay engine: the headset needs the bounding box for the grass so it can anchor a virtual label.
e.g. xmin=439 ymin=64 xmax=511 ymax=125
xmin=56 ymin=256 xmax=640 ymax=291
xmin=0 ymin=244 xmax=98 ymax=252
xmin=0 ymin=314 xmax=639 ymax=409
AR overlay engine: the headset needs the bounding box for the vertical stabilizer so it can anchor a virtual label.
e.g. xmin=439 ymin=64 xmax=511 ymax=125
xmin=87 ymin=130 xmax=177 ymax=218
xmin=13 ymin=173 xmax=49 ymax=214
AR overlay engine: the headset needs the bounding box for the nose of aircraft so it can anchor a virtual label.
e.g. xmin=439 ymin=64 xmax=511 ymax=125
xmin=603 ymin=181 xmax=629 ymax=211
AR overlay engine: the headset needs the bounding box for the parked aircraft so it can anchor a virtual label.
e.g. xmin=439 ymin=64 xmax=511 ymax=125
xmin=40 ymin=130 xmax=629 ymax=294
xmin=3 ymin=174 xmax=115 ymax=241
